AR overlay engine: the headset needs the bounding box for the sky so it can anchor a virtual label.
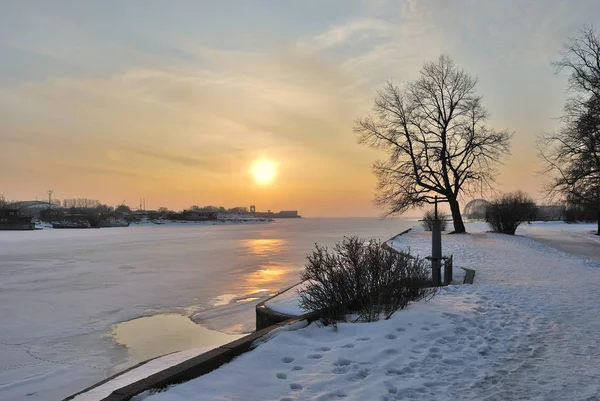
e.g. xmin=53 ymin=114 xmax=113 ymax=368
xmin=1 ymin=0 xmax=599 ymax=217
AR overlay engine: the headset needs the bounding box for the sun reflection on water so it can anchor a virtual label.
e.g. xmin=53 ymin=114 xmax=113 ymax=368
xmin=241 ymin=238 xmax=291 ymax=293
xmin=243 ymin=238 xmax=285 ymax=256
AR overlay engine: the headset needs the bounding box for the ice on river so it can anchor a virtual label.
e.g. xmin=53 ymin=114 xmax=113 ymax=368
xmin=0 ymin=218 xmax=410 ymax=401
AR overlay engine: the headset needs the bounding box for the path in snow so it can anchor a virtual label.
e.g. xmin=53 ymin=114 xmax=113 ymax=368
xmin=140 ymin=223 xmax=600 ymax=400
xmin=393 ymin=225 xmax=600 ymax=400
xmin=520 ymin=223 xmax=600 ymax=263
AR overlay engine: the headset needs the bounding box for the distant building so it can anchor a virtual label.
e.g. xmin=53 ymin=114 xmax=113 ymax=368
xmin=252 ymin=209 xmax=301 ymax=219
xmin=463 ymin=199 xmax=491 ymax=220
xmin=278 ymin=210 xmax=300 ymax=218
xmin=7 ymin=201 xmax=63 ymax=218
xmin=0 ymin=209 xmax=34 ymax=230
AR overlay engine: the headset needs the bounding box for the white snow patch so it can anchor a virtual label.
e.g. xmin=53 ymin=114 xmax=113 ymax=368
xmin=72 ymin=347 xmax=214 ymax=401
xmin=264 ymin=282 xmax=308 ymax=316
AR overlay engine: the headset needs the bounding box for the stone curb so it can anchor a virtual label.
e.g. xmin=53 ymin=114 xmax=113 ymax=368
xmin=62 ymin=354 xmax=169 ymax=401
xmin=62 ymin=317 xmax=308 ymax=401
xmin=255 ymin=282 xmax=307 ymax=331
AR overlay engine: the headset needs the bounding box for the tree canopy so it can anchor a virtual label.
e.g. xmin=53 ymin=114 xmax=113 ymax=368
xmin=355 ymin=55 xmax=511 ymax=233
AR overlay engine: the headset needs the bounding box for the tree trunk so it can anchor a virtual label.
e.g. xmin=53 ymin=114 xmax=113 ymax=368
xmin=449 ymin=198 xmax=466 ymax=233
xmin=597 ymin=207 xmax=600 ymax=235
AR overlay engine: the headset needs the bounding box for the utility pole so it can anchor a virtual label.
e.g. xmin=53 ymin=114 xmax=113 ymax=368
xmin=47 ymin=190 xmax=53 ymax=208
xmin=431 ymin=196 xmax=442 ymax=286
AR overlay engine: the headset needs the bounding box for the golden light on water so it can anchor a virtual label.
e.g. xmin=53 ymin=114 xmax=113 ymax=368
xmin=244 ymin=238 xmax=284 ymax=256
xmin=250 ymin=159 xmax=277 ymax=185
xmin=244 ymin=265 xmax=287 ymax=290
xmin=241 ymin=238 xmax=288 ymax=292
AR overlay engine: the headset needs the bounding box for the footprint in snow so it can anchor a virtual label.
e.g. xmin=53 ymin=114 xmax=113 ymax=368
xmin=385 ymin=334 xmax=397 ymax=340
xmin=308 ymin=354 xmax=323 ymax=359
xmin=356 ymin=337 xmax=371 ymax=341
xmin=455 ymin=327 xmax=468 ymax=334
xmin=317 ymin=391 xmax=347 ymax=400
xmin=281 ymin=356 xmax=294 ymax=363
xmin=421 ymin=327 xmax=430 ymax=331
xmin=349 ymin=368 xmax=370 ymax=382
xmin=395 ymin=327 xmax=406 ymax=332
xmin=316 ymin=346 xmax=332 ymax=351
xmin=333 ymin=358 xmax=352 ymax=366
xmin=276 ymin=372 xmax=287 ymax=379
xmin=341 ymin=343 xmax=355 ymax=348
xmin=290 ymin=383 xmax=303 ymax=391
xmin=292 ymin=365 xmax=303 ymax=371
xmin=280 ymin=398 xmax=293 ymax=401
xmin=384 ymin=380 xmax=398 ymax=394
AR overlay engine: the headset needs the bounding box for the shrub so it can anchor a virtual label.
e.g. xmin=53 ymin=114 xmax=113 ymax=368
xmin=298 ymin=237 xmax=435 ymax=325
xmin=485 ymin=191 xmax=537 ymax=235
xmin=421 ymin=209 xmax=448 ymax=231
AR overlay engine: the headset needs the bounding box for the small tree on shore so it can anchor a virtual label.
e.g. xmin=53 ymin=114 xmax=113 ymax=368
xmin=421 ymin=209 xmax=448 ymax=232
xmin=355 ymin=55 xmax=511 ymax=233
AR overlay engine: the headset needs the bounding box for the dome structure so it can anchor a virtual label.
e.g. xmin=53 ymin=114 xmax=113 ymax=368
xmin=463 ymin=199 xmax=491 ymax=220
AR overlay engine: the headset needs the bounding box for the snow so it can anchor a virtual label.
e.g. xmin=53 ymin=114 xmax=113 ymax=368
xmin=72 ymin=347 xmax=213 ymax=401
xmin=1 ymin=218 xmax=411 ymax=401
xmin=264 ymin=282 xmax=307 ymax=316
xmin=520 ymin=221 xmax=600 ymax=244
xmin=139 ymin=222 xmax=600 ymax=401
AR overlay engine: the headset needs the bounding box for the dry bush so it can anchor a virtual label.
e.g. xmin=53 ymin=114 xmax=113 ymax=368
xmin=485 ymin=191 xmax=537 ymax=235
xmin=298 ymin=237 xmax=435 ymax=325
xmin=421 ymin=209 xmax=448 ymax=232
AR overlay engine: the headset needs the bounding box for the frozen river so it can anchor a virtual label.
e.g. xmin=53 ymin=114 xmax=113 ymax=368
xmin=0 ymin=218 xmax=412 ymax=401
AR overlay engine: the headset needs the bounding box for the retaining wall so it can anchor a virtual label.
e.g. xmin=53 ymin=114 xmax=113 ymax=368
xmin=63 ymin=317 xmax=307 ymax=401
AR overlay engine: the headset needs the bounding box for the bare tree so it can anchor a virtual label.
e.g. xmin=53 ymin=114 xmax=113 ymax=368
xmin=355 ymin=55 xmax=511 ymax=233
xmin=539 ymin=26 xmax=600 ymax=234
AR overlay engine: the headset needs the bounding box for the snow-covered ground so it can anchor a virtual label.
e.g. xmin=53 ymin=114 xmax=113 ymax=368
xmin=139 ymin=221 xmax=600 ymax=401
xmin=1 ymin=218 xmax=410 ymax=401
xmin=520 ymin=220 xmax=600 ymax=243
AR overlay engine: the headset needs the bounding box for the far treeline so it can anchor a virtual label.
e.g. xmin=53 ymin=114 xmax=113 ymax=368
xmin=356 ymin=26 xmax=600 ymax=235
xmin=0 ymin=195 xmax=252 ymax=219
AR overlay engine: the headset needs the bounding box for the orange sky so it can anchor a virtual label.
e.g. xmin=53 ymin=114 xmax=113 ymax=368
xmin=1 ymin=1 xmax=598 ymax=216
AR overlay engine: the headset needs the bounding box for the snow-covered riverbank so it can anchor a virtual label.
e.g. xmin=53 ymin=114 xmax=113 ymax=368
xmin=1 ymin=218 xmax=411 ymax=401
xmin=137 ymin=221 xmax=600 ymax=401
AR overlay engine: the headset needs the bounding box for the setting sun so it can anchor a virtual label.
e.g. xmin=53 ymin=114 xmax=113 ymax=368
xmin=250 ymin=160 xmax=277 ymax=185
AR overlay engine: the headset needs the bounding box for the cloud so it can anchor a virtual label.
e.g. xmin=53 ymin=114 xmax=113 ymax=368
xmin=299 ymin=18 xmax=397 ymax=52
xmin=2 ymin=0 xmax=599 ymax=213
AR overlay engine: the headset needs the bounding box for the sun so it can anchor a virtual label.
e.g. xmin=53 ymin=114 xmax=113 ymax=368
xmin=250 ymin=160 xmax=277 ymax=185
